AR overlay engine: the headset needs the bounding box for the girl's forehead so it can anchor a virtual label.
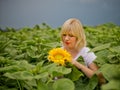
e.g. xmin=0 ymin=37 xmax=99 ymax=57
xmin=63 ymin=30 xmax=74 ymax=35
xmin=63 ymin=28 xmax=70 ymax=32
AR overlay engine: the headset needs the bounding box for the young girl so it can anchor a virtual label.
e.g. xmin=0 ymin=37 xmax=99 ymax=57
xmin=60 ymin=18 xmax=106 ymax=85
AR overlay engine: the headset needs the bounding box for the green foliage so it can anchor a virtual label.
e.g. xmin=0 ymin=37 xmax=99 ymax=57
xmin=0 ymin=23 xmax=120 ymax=90
xmin=53 ymin=78 xmax=75 ymax=90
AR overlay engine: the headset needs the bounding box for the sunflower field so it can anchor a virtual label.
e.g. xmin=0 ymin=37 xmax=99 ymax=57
xmin=0 ymin=23 xmax=120 ymax=90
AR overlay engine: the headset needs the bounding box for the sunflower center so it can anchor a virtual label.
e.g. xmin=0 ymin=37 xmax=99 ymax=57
xmin=54 ymin=54 xmax=63 ymax=60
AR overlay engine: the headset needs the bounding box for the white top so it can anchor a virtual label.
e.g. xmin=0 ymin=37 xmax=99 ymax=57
xmin=73 ymin=47 xmax=97 ymax=66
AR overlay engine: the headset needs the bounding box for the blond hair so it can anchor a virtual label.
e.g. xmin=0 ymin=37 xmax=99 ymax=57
xmin=60 ymin=18 xmax=86 ymax=50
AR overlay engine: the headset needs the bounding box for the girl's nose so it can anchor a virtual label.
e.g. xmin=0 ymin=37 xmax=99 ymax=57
xmin=65 ymin=35 xmax=69 ymax=40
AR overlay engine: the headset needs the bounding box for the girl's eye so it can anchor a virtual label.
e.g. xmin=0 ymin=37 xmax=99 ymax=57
xmin=69 ymin=34 xmax=74 ymax=37
xmin=63 ymin=34 xmax=66 ymax=36
xmin=62 ymin=34 xmax=74 ymax=37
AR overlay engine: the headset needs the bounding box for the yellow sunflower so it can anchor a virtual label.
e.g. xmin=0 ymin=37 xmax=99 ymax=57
xmin=48 ymin=48 xmax=72 ymax=66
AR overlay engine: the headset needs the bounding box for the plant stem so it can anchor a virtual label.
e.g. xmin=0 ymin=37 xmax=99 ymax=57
xmin=17 ymin=80 xmax=22 ymax=90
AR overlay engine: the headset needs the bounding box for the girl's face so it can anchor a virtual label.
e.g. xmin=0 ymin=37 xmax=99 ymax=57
xmin=62 ymin=32 xmax=77 ymax=49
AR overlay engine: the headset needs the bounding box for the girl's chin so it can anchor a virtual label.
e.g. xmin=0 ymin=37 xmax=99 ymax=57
xmin=61 ymin=44 xmax=73 ymax=49
xmin=64 ymin=44 xmax=73 ymax=48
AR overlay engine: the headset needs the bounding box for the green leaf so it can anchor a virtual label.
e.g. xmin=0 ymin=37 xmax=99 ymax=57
xmin=35 ymin=61 xmax=44 ymax=73
xmin=65 ymin=64 xmax=84 ymax=81
xmin=37 ymin=80 xmax=49 ymax=90
xmin=0 ymin=65 xmax=22 ymax=72
xmin=34 ymin=72 xmax=49 ymax=80
xmin=4 ymin=71 xmax=34 ymax=80
xmin=41 ymin=63 xmax=71 ymax=77
xmin=101 ymin=79 xmax=120 ymax=90
xmin=85 ymin=75 xmax=98 ymax=90
xmin=0 ymin=40 xmax=11 ymax=53
xmin=91 ymin=43 xmax=111 ymax=52
xmin=99 ymin=64 xmax=120 ymax=81
xmin=53 ymin=78 xmax=75 ymax=90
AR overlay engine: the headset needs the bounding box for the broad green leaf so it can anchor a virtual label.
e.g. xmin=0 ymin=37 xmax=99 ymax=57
xmin=99 ymin=64 xmax=120 ymax=81
xmin=0 ymin=40 xmax=11 ymax=52
xmin=34 ymin=72 xmax=49 ymax=79
xmin=101 ymin=79 xmax=120 ymax=90
xmin=53 ymin=78 xmax=75 ymax=90
xmin=37 ymin=80 xmax=49 ymax=90
xmin=91 ymin=43 xmax=111 ymax=52
xmin=85 ymin=75 xmax=98 ymax=90
xmin=4 ymin=71 xmax=33 ymax=80
xmin=35 ymin=61 xmax=44 ymax=72
xmin=109 ymin=46 xmax=120 ymax=53
xmin=65 ymin=64 xmax=84 ymax=81
xmin=41 ymin=63 xmax=71 ymax=76
xmin=0 ymin=65 xmax=22 ymax=72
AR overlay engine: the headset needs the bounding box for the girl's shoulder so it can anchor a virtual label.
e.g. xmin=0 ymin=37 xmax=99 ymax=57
xmin=79 ymin=47 xmax=90 ymax=55
xmin=78 ymin=47 xmax=97 ymax=66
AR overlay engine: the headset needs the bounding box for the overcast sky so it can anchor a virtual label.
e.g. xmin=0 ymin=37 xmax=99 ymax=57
xmin=0 ymin=0 xmax=120 ymax=29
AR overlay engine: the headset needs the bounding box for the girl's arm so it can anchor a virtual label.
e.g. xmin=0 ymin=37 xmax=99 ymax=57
xmin=72 ymin=60 xmax=106 ymax=85
xmin=72 ymin=60 xmax=96 ymax=78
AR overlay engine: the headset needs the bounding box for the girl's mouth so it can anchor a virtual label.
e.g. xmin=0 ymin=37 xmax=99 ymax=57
xmin=65 ymin=42 xmax=70 ymax=45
